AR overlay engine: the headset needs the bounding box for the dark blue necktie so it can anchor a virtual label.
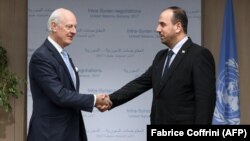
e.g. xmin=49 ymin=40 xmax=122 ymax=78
xmin=161 ymin=50 xmax=174 ymax=80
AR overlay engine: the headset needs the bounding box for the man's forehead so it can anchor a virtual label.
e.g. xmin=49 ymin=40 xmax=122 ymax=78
xmin=158 ymin=11 xmax=172 ymax=22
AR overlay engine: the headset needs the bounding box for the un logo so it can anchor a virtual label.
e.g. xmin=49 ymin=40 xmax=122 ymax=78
xmin=213 ymin=58 xmax=240 ymax=124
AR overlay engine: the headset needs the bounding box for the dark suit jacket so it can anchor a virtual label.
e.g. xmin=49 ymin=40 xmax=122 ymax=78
xmin=27 ymin=39 xmax=94 ymax=141
xmin=110 ymin=38 xmax=216 ymax=124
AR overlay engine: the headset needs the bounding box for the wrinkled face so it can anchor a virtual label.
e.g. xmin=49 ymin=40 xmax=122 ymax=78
xmin=156 ymin=9 xmax=178 ymax=48
xmin=51 ymin=12 xmax=77 ymax=48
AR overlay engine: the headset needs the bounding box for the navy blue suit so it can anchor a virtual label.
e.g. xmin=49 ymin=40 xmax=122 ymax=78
xmin=110 ymin=38 xmax=216 ymax=124
xmin=28 ymin=39 xmax=94 ymax=141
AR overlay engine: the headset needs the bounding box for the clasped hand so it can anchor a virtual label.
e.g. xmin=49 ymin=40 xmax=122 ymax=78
xmin=95 ymin=94 xmax=112 ymax=112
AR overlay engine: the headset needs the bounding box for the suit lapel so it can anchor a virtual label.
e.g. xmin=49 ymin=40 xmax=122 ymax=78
xmin=155 ymin=50 xmax=169 ymax=95
xmin=44 ymin=39 xmax=77 ymax=90
xmin=156 ymin=50 xmax=169 ymax=83
xmin=157 ymin=38 xmax=192 ymax=95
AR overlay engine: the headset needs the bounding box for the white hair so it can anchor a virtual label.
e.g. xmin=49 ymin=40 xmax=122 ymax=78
xmin=47 ymin=8 xmax=62 ymax=32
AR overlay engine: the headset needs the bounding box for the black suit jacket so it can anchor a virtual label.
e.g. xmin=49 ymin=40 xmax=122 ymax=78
xmin=27 ymin=39 xmax=94 ymax=141
xmin=110 ymin=38 xmax=216 ymax=124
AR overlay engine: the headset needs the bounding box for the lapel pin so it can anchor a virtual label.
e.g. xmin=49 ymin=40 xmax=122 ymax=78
xmin=182 ymin=50 xmax=186 ymax=54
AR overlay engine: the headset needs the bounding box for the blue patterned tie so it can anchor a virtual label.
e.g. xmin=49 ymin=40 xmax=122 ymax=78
xmin=61 ymin=50 xmax=76 ymax=88
xmin=161 ymin=50 xmax=174 ymax=80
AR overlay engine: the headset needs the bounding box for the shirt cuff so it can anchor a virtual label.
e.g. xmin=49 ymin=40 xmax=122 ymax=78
xmin=93 ymin=95 xmax=96 ymax=107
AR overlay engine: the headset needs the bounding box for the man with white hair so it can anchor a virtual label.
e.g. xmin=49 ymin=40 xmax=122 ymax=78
xmin=27 ymin=8 xmax=112 ymax=141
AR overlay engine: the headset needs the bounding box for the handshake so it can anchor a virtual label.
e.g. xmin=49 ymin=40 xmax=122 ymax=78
xmin=95 ymin=94 xmax=112 ymax=112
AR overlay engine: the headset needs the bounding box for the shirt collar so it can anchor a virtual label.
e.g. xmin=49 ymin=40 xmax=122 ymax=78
xmin=47 ymin=36 xmax=64 ymax=54
xmin=170 ymin=36 xmax=188 ymax=55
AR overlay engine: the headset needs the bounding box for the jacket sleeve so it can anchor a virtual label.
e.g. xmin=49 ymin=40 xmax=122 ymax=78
xmin=29 ymin=51 xmax=94 ymax=112
xmin=193 ymin=48 xmax=216 ymax=124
